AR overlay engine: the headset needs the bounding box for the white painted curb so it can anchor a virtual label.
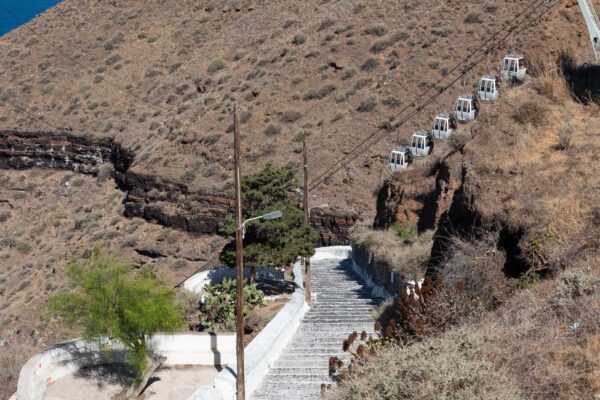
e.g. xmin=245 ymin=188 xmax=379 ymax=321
xmin=15 ymin=333 xmax=235 ymax=400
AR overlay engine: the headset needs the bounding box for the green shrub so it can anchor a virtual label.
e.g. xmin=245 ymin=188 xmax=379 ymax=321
xmin=555 ymin=123 xmax=573 ymax=150
xmin=198 ymin=278 xmax=265 ymax=331
xmin=353 ymin=3 xmax=366 ymax=14
xmin=15 ymin=241 xmax=31 ymax=254
xmin=551 ymin=270 xmax=600 ymax=309
xmin=391 ymin=221 xmax=417 ymax=242
xmin=293 ymin=131 xmax=312 ymax=142
xmin=518 ymin=271 xmax=541 ymax=288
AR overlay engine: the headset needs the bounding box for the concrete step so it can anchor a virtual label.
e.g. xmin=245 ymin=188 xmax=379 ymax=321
xmin=268 ymin=367 xmax=330 ymax=376
xmin=276 ymin=353 xmax=347 ymax=363
xmin=250 ymin=256 xmax=379 ymax=400
xmin=273 ymin=357 xmax=348 ymax=368
xmin=262 ymin=374 xmax=332 ymax=384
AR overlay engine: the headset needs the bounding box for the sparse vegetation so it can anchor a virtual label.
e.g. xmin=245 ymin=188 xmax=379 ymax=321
xmin=264 ymin=123 xmax=282 ymax=136
xmin=318 ymin=18 xmax=336 ymax=32
xmin=464 ymin=12 xmax=482 ymax=24
xmin=364 ymin=25 xmax=385 ymax=37
xmin=207 ymin=59 xmax=225 ymax=74
xmin=292 ymin=33 xmax=306 ymax=45
xmin=360 ymin=58 xmax=379 ymax=71
xmin=511 ymin=102 xmax=549 ymax=127
xmin=279 ymin=110 xmax=302 ymax=123
xmin=303 ymin=84 xmax=336 ymax=100
xmin=351 ymin=224 xmax=433 ymax=279
xmin=356 ymin=97 xmax=377 ymax=112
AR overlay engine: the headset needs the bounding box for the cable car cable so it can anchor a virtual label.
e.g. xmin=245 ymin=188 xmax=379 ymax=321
xmin=308 ymin=0 xmax=559 ymax=192
xmin=307 ymin=0 xmax=548 ymax=192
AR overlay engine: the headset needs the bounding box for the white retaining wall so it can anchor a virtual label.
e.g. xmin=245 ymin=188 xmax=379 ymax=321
xmin=15 ymin=333 xmax=235 ymax=400
xmin=210 ymin=260 xmax=309 ymax=400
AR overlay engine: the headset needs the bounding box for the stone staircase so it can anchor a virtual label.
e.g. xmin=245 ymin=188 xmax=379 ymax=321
xmin=250 ymin=258 xmax=382 ymax=400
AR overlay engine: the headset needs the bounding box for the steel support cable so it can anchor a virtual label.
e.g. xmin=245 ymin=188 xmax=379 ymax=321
xmin=307 ymin=0 xmax=555 ymax=192
xmin=308 ymin=0 xmax=558 ymax=192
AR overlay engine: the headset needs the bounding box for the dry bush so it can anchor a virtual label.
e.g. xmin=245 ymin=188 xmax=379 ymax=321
xmin=529 ymin=53 xmax=571 ymax=103
xmin=325 ymin=328 xmax=522 ymax=400
xmin=511 ymin=102 xmax=549 ymax=127
xmin=0 ymin=343 xmax=34 ymax=399
xmin=485 ymin=268 xmax=600 ymax=400
xmin=328 ymin=269 xmax=600 ymax=400
xmin=439 ymin=231 xmax=509 ymax=309
xmin=351 ymin=224 xmax=433 ymax=279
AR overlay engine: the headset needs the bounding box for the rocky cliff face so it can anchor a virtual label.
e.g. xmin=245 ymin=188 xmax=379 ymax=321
xmin=0 ymin=131 xmax=356 ymax=240
xmin=115 ymin=171 xmax=235 ymax=234
xmin=310 ymin=209 xmax=358 ymax=246
xmin=0 ymin=130 xmax=132 ymax=174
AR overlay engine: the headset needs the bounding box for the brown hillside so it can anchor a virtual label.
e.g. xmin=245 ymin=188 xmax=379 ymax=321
xmin=0 ymin=0 xmax=598 ymax=398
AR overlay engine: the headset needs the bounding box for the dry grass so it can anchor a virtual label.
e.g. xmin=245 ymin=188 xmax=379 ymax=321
xmin=324 ymin=328 xmax=523 ymax=400
xmin=485 ymin=268 xmax=600 ymax=400
xmin=351 ymin=224 xmax=433 ymax=279
xmin=326 ymin=268 xmax=600 ymax=400
xmin=0 ymin=342 xmax=34 ymax=400
xmin=439 ymin=230 xmax=509 ymax=309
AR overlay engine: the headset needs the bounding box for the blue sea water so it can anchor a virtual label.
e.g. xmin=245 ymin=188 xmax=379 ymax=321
xmin=0 ymin=0 xmax=62 ymax=36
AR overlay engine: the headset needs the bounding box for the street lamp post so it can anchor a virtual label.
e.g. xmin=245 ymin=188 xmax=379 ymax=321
xmin=302 ymin=141 xmax=330 ymax=305
xmin=233 ymin=101 xmax=284 ymax=400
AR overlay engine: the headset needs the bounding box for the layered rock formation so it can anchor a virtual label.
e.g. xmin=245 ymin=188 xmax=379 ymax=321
xmin=0 ymin=131 xmax=356 ymax=240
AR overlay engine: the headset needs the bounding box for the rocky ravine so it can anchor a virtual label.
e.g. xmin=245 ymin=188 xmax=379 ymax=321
xmin=0 ymin=130 xmax=356 ymax=243
xmin=373 ymin=77 xmax=600 ymax=280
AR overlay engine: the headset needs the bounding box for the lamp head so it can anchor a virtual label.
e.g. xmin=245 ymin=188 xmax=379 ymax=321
xmin=262 ymin=210 xmax=283 ymax=220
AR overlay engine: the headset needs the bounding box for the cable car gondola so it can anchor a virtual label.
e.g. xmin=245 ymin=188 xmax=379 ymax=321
xmin=454 ymin=95 xmax=479 ymax=123
xmin=409 ymin=131 xmax=434 ymax=157
xmin=432 ymin=113 xmax=457 ymax=140
xmin=389 ymin=146 xmax=412 ymax=171
xmin=478 ymin=75 xmax=499 ymax=102
xmin=500 ymin=53 xmax=527 ymax=82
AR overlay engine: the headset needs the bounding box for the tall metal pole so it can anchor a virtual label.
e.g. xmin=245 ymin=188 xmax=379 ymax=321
xmin=233 ymin=104 xmax=245 ymax=400
xmin=303 ymin=141 xmax=311 ymax=304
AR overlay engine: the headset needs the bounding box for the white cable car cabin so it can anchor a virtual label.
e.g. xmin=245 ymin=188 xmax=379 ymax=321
xmin=432 ymin=114 xmax=457 ymax=140
xmin=389 ymin=146 xmax=412 ymax=171
xmin=478 ymin=76 xmax=499 ymax=102
xmin=454 ymin=95 xmax=479 ymax=123
xmin=500 ymin=54 xmax=527 ymax=82
xmin=409 ymin=131 xmax=434 ymax=157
